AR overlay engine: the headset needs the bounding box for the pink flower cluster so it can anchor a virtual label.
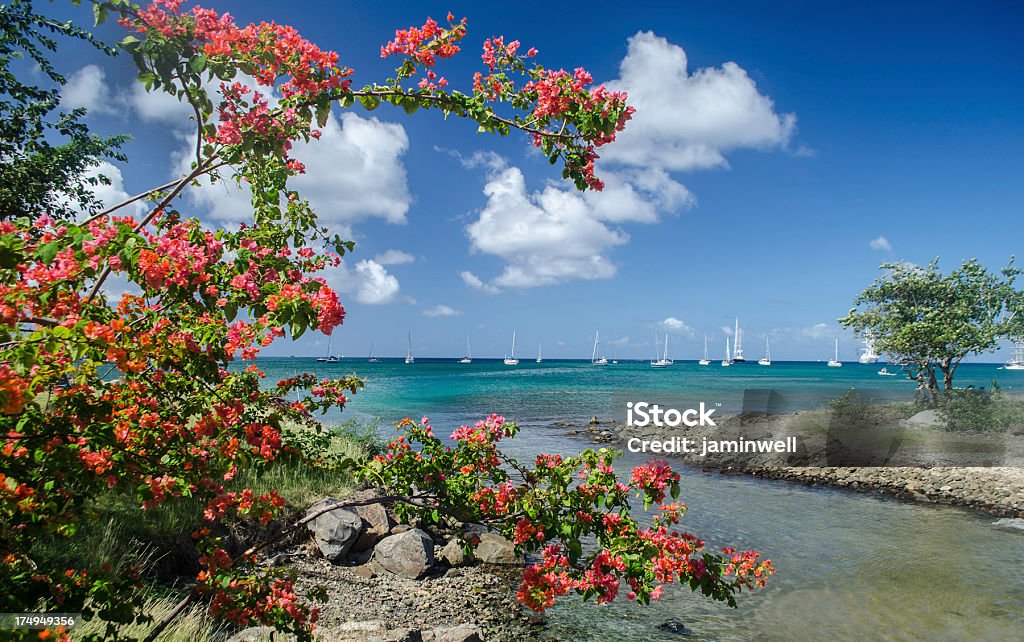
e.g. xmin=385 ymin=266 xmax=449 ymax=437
xmin=450 ymin=413 xmax=508 ymax=444
xmin=380 ymin=13 xmax=465 ymax=66
xmin=517 ymin=545 xmax=626 ymax=611
xmin=630 ymin=459 xmax=680 ymax=503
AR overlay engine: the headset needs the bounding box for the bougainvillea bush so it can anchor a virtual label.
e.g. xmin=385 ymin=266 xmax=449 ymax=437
xmin=0 ymin=1 xmax=770 ymax=640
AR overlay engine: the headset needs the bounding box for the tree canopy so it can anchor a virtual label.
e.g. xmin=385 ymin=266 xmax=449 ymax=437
xmin=0 ymin=0 xmax=129 ymax=221
xmin=840 ymin=258 xmax=1024 ymax=400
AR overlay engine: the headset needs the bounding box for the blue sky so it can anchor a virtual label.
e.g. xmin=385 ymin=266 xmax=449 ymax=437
xmin=51 ymin=0 xmax=1024 ymax=360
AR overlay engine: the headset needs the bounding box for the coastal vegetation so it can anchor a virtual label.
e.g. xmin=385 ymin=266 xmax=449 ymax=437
xmin=841 ymin=258 xmax=1024 ymax=403
xmin=0 ymin=0 xmax=129 ymax=221
xmin=0 ymin=2 xmax=772 ymax=640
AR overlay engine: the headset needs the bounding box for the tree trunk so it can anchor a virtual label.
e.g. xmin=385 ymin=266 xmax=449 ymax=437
xmin=912 ymin=364 xmax=938 ymax=406
xmin=939 ymin=357 xmax=954 ymax=392
xmin=926 ymin=365 xmax=939 ymax=400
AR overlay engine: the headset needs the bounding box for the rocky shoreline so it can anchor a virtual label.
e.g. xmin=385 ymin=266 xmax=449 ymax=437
xmin=571 ymin=412 xmax=1024 ymax=518
xmin=711 ymin=464 xmax=1024 ymax=517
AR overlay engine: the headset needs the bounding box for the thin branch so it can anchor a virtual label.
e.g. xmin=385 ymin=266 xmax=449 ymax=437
xmin=314 ymin=89 xmax=584 ymax=142
xmin=84 ymin=156 xmax=221 ymax=305
xmin=78 ymin=159 xmax=226 ymax=226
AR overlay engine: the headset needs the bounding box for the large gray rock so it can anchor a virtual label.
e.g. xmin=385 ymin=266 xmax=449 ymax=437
xmin=473 ymin=533 xmax=518 ymax=564
xmin=306 ymin=497 xmax=362 ymax=562
xmin=374 ymin=528 xmax=434 ymax=579
xmin=352 ymin=501 xmax=392 ymax=552
xmin=904 ymin=409 xmax=943 ymax=429
xmin=226 ymin=627 xmax=276 ymax=642
xmin=421 ymin=624 xmax=485 ymax=642
xmin=992 ymin=518 xmax=1024 ymax=533
xmin=438 ymin=539 xmax=467 ymax=567
xmin=333 ymin=620 xmax=389 ymax=641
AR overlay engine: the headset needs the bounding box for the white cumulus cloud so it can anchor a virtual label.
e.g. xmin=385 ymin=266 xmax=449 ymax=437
xmin=422 ymin=305 xmax=461 ymax=318
xmin=61 ymin=65 xmax=117 ymax=115
xmin=662 ymin=317 xmax=694 ymax=335
xmin=602 ymin=31 xmax=796 ymax=171
xmin=374 ymin=249 xmax=415 ymax=265
xmin=801 ymin=323 xmax=834 ymax=340
xmin=869 ymin=236 xmax=893 ymax=251
xmin=323 ymin=259 xmax=403 ymax=305
xmin=127 ymin=82 xmax=195 ymax=126
xmin=465 ymin=166 xmax=630 ymax=288
xmin=459 ymin=271 xmax=501 ymax=294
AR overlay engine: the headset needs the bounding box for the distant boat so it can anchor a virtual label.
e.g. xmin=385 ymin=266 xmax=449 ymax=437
xmin=859 ymin=335 xmax=880 ymax=364
xmin=1003 ymin=343 xmax=1024 ymax=370
xmin=722 ymin=336 xmax=732 ymax=367
xmin=405 ymin=331 xmax=415 ymax=364
xmin=368 ymin=343 xmax=379 ymax=363
xmin=877 ymin=367 xmax=899 ymax=376
xmin=698 ymin=333 xmax=711 ymax=366
xmin=316 ymin=335 xmax=339 ymax=363
xmin=504 ymin=330 xmax=519 ymax=365
xmin=758 ymin=336 xmax=771 ymax=366
xmin=591 ymin=329 xmax=608 ymax=365
xmin=536 ymin=343 xmax=542 ymax=363
xmin=731 ymin=318 xmax=746 ymax=363
xmin=650 ymin=331 xmax=671 ymax=368
xmin=827 ymin=338 xmax=842 ymax=367
xmin=459 ymin=337 xmax=472 ymax=364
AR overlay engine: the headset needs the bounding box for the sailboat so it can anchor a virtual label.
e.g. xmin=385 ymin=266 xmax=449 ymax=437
xmin=698 ymin=333 xmax=711 ymax=366
xmin=827 ymin=338 xmax=842 ymax=367
xmin=536 ymin=343 xmax=542 ymax=363
xmin=722 ymin=336 xmax=732 ymax=367
xmin=858 ymin=335 xmax=880 ymax=364
xmin=458 ymin=337 xmax=472 ymax=364
xmin=504 ymin=330 xmax=519 ymax=365
xmin=651 ymin=332 xmax=672 ymax=367
xmin=731 ymin=318 xmax=746 ymax=363
xmin=367 ymin=343 xmax=379 ymax=363
xmin=758 ymin=336 xmax=771 ymax=366
xmin=1003 ymin=343 xmax=1024 ymax=370
xmin=405 ymin=331 xmax=415 ymax=364
xmin=316 ymin=335 xmax=339 ymax=363
xmin=591 ymin=329 xmax=609 ymax=365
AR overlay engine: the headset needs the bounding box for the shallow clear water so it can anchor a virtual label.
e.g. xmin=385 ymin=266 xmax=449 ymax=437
xmin=252 ymin=358 xmax=1024 ymax=640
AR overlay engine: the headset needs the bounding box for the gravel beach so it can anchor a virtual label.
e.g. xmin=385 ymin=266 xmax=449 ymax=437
xmin=601 ymin=409 xmax=1024 ymax=517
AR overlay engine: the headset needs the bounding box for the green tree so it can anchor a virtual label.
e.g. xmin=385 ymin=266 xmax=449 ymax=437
xmin=0 ymin=0 xmax=129 ymax=220
xmin=840 ymin=258 xmax=1024 ymax=402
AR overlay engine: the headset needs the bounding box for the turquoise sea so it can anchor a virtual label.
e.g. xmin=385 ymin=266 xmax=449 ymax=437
xmin=256 ymin=358 xmax=1024 ymax=434
xmin=253 ymin=358 xmax=1024 ymax=641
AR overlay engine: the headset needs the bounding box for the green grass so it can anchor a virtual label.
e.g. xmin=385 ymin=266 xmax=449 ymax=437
xmin=939 ymin=384 xmax=1024 ymax=432
xmin=75 ymin=595 xmax=230 ymax=642
xmin=29 ymin=417 xmax=379 ymax=598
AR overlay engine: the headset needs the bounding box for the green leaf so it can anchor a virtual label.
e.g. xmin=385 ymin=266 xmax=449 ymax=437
xmin=36 ymin=241 xmax=59 ymax=264
xmin=359 ymin=95 xmax=380 ymax=111
xmin=401 ymin=98 xmax=419 ymax=115
xmin=567 ymin=538 xmax=582 ymax=563
xmin=315 ymin=100 xmax=331 ymax=128
xmin=93 ymin=3 xmax=108 ymax=26
xmin=189 ymin=54 xmax=208 ymax=74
